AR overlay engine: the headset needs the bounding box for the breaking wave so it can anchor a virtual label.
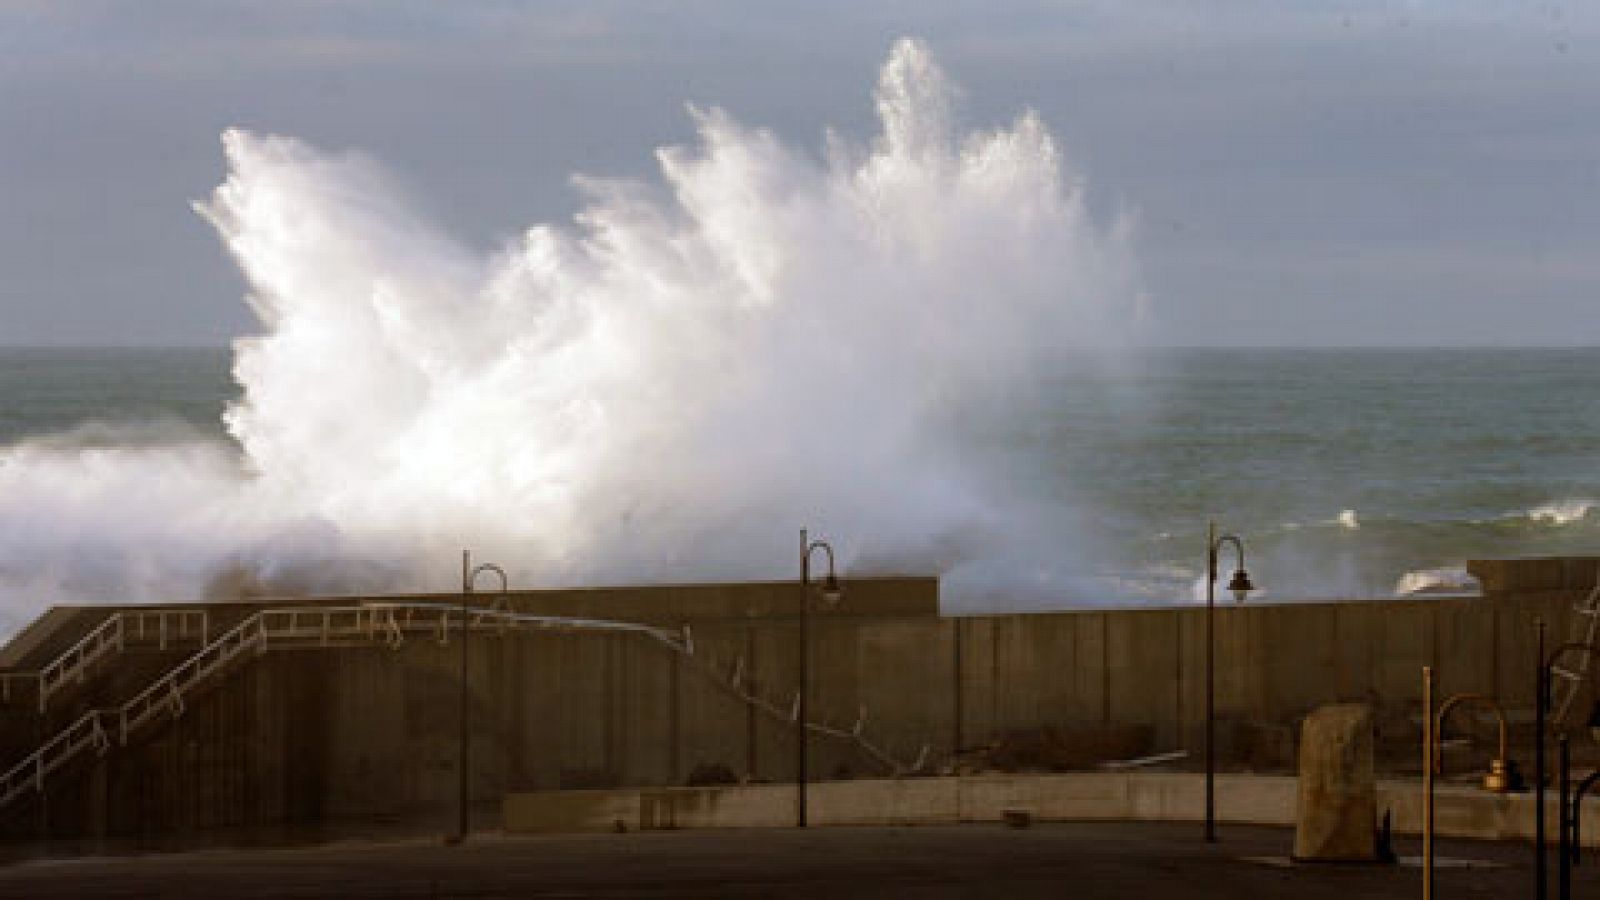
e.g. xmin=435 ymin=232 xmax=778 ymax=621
xmin=0 ymin=39 xmax=1143 ymax=631
xmin=1524 ymin=499 xmax=1596 ymax=527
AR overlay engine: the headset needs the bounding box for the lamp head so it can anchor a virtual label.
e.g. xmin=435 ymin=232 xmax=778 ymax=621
xmin=1483 ymin=758 xmax=1513 ymax=794
xmin=1226 ymin=569 xmax=1254 ymax=604
xmin=820 ymin=572 xmax=843 ymax=606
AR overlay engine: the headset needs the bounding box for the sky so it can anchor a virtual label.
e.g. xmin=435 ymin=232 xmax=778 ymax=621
xmin=2 ymin=1 xmax=1597 ymax=347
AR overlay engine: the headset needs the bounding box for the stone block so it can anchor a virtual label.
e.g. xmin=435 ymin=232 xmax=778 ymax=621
xmin=1294 ymin=703 xmax=1377 ymax=861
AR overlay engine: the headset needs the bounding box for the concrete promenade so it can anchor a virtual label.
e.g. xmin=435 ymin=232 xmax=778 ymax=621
xmin=504 ymin=771 xmax=1600 ymax=847
xmin=0 ymin=822 xmax=1565 ymax=898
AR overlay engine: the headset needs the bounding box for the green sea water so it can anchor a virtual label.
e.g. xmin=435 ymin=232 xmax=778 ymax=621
xmin=0 ymin=347 xmax=234 ymax=443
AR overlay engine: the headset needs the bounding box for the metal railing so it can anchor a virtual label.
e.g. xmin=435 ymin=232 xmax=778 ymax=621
xmin=0 ymin=608 xmax=211 ymax=714
xmin=0 ymin=601 xmax=931 ymax=811
xmin=0 ymin=709 xmax=111 ymax=809
xmin=668 ymin=625 xmax=929 ymax=777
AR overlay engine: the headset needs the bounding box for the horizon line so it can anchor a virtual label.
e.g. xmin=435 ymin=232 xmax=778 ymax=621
xmin=5 ymin=342 xmax=1599 ymax=353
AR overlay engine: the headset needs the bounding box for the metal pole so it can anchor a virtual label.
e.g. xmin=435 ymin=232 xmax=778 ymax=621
xmin=797 ymin=527 xmax=809 ymax=829
xmin=1538 ymin=619 xmax=1548 ymax=899
xmin=1561 ymin=734 xmax=1572 ymax=900
xmin=1424 ymin=670 xmax=1436 ymax=897
xmin=458 ymin=549 xmax=470 ymax=844
xmin=1205 ymin=519 xmax=1216 ymax=843
xmin=1572 ymin=770 xmax=1600 ymax=868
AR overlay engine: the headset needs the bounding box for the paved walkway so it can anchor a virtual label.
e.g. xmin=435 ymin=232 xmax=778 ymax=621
xmin=0 ymin=822 xmax=1575 ymax=898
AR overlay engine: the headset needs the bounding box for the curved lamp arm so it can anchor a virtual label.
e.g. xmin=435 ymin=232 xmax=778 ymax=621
xmin=466 ymin=562 xmax=509 ymax=595
xmin=1543 ymin=642 xmax=1600 ymax=713
xmin=1209 ymin=534 xmax=1245 ymax=579
xmin=1433 ymin=693 xmax=1510 ymax=779
xmin=804 ymin=538 xmax=841 ymax=602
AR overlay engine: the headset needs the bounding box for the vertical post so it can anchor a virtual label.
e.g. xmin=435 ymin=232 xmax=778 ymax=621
xmin=797 ymin=527 xmax=809 ymax=829
xmin=1205 ymin=519 xmax=1217 ymax=843
xmin=458 ymin=549 xmax=471 ymax=844
xmin=1561 ymin=734 xmax=1572 ymax=900
xmin=1538 ymin=619 xmax=1548 ymax=899
xmin=952 ymin=617 xmax=964 ymax=757
xmin=669 ymin=650 xmax=681 ymax=784
xmin=1423 ymin=666 xmax=1434 ymax=900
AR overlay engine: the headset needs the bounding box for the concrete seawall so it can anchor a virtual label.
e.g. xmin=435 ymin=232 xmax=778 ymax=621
xmin=0 ymin=558 xmax=1593 ymax=847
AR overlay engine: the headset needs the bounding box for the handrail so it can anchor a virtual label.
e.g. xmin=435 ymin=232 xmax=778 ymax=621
xmin=0 ymin=709 xmax=110 ymax=809
xmin=650 ymin=630 xmax=923 ymax=775
xmin=8 ymin=608 xmax=213 ymax=713
xmin=116 ymin=614 xmax=264 ymax=744
xmin=35 ymin=613 xmax=128 ymax=710
xmin=0 ymin=601 xmax=930 ymax=811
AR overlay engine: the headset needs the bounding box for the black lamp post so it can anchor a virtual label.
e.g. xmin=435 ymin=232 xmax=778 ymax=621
xmin=798 ymin=527 xmax=841 ymax=828
xmin=455 ymin=550 xmax=507 ymax=845
xmin=1206 ymin=520 xmax=1253 ymax=843
xmin=1566 ymin=753 xmax=1600 ymax=871
xmin=1535 ymin=623 xmax=1600 ymax=899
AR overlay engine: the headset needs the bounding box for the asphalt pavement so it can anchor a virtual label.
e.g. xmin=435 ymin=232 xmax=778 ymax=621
xmin=0 ymin=822 xmax=1569 ymax=898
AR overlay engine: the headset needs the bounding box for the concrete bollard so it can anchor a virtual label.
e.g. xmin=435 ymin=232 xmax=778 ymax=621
xmin=1293 ymin=703 xmax=1378 ymax=862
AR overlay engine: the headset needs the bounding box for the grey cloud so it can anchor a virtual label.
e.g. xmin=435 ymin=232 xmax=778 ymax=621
xmin=2 ymin=2 xmax=1598 ymax=345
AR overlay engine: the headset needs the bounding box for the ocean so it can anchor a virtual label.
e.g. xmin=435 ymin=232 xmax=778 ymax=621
xmin=2 ymin=345 xmax=1595 ymax=617
xmin=966 ymin=346 xmax=1600 ymax=603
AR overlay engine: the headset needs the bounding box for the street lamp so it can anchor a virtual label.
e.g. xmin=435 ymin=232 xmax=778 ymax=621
xmin=1205 ymin=520 xmax=1253 ymax=843
xmin=454 ymin=550 xmax=507 ymax=845
xmin=798 ymin=527 xmax=842 ymax=829
xmin=1422 ymin=680 xmax=1517 ymax=900
xmin=1534 ymin=620 xmax=1600 ymax=900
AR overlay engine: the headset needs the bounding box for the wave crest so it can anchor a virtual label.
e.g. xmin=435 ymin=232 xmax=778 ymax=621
xmin=0 ymin=39 xmax=1144 ymax=628
xmin=1526 ymin=499 xmax=1596 ymax=526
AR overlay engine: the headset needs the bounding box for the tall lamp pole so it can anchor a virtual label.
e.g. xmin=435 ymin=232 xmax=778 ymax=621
xmin=456 ymin=550 xmax=507 ymax=845
xmin=1538 ymin=618 xmax=1548 ymax=900
xmin=1205 ymin=520 xmax=1253 ymax=843
xmin=798 ymin=528 xmax=842 ymax=828
xmin=1535 ymin=628 xmax=1600 ymax=899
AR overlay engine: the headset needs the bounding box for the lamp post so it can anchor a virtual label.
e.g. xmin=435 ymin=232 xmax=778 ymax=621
xmin=1423 ymin=667 xmax=1434 ymax=900
xmin=455 ymin=550 xmax=507 ymax=845
xmin=1205 ymin=520 xmax=1253 ymax=843
xmin=1539 ymin=619 xmax=1548 ymax=900
xmin=798 ymin=527 xmax=842 ymax=829
xmin=1424 ymin=684 xmax=1516 ymax=900
xmin=1560 ymin=734 xmax=1572 ymax=900
xmin=1535 ymin=626 xmax=1600 ymax=900
xmin=1567 ymin=757 xmax=1600 ymax=873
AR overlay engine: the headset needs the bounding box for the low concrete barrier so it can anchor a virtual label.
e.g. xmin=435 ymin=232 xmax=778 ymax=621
xmin=505 ymin=772 xmax=1594 ymax=846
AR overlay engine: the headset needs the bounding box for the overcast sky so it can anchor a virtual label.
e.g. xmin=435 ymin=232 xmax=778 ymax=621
xmin=2 ymin=1 xmax=1597 ymax=347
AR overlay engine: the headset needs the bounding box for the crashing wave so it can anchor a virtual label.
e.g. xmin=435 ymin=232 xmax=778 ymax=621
xmin=1526 ymin=499 xmax=1596 ymax=526
xmin=1394 ymin=567 xmax=1476 ymax=596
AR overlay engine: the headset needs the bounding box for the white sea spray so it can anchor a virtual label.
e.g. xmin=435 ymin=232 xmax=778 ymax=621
xmin=0 ymin=40 xmax=1143 ymax=630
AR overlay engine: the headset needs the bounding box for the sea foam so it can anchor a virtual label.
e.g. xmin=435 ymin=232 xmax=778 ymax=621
xmin=1394 ymin=567 xmax=1476 ymax=596
xmin=1526 ymin=499 xmax=1596 ymax=526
